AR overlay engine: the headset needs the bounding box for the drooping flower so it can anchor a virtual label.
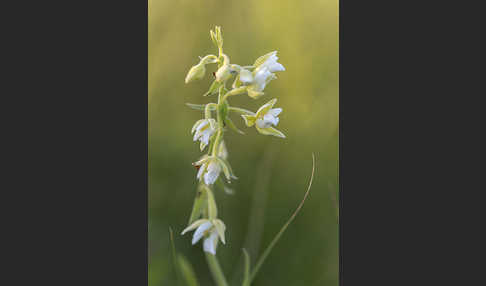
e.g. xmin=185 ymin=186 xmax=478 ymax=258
xmin=192 ymin=119 xmax=217 ymax=151
xmin=215 ymin=54 xmax=237 ymax=82
xmin=181 ymin=218 xmax=226 ymax=255
xmin=246 ymin=51 xmax=285 ymax=98
xmin=193 ymin=155 xmax=237 ymax=185
xmin=194 ymin=157 xmax=221 ymax=185
xmin=241 ymin=98 xmax=285 ymax=138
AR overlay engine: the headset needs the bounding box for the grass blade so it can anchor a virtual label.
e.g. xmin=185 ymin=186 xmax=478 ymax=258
xmin=249 ymin=153 xmax=316 ymax=283
xmin=178 ymin=254 xmax=200 ymax=286
xmin=169 ymin=227 xmax=181 ymax=286
xmin=242 ymin=248 xmax=251 ymax=286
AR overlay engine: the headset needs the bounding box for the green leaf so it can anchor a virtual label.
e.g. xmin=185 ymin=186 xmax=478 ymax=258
xmin=169 ymin=227 xmax=181 ymax=285
xmin=242 ymin=249 xmax=251 ymax=286
xmin=177 ymin=254 xmax=200 ymax=286
xmin=188 ymin=185 xmax=208 ymax=224
xmin=249 ymin=154 xmax=315 ymax=283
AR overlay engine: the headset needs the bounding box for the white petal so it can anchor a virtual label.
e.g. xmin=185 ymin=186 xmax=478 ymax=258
xmin=196 ymin=162 xmax=206 ymax=180
xmin=269 ymin=62 xmax=285 ymax=72
xmin=196 ymin=120 xmax=209 ymax=133
xmin=263 ymin=114 xmax=279 ymax=126
xmin=204 ymin=162 xmax=221 ymax=185
xmin=239 ymin=69 xmax=253 ymax=83
xmin=193 ymin=131 xmax=202 ymax=142
xmin=203 ymin=232 xmax=219 ymax=255
xmin=192 ymin=221 xmax=212 ymax=245
xmin=256 ymin=118 xmax=268 ymax=129
xmin=201 ymin=131 xmax=211 ymax=146
xmin=269 ymin=108 xmax=282 ymax=116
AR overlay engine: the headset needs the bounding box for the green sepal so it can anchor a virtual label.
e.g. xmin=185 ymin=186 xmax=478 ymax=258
xmin=256 ymin=98 xmax=277 ymax=117
xmin=204 ymin=80 xmax=222 ymax=97
xmin=216 ymin=178 xmax=235 ymax=195
xmin=255 ymin=126 xmax=286 ymax=138
xmin=241 ymin=115 xmax=256 ymax=127
xmin=232 ymin=76 xmax=242 ymax=89
xmin=247 ymin=87 xmax=264 ymax=99
xmin=224 ymin=117 xmax=245 ymax=135
xmin=212 ymin=219 xmax=226 ymax=244
xmin=181 ymin=218 xmax=208 ymax=235
xmin=214 ymin=156 xmax=238 ymax=182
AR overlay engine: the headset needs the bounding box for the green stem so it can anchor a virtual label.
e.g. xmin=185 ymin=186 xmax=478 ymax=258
xmin=205 ymin=253 xmax=228 ymax=286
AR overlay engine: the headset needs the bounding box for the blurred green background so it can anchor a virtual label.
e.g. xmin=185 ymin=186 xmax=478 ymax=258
xmin=149 ymin=0 xmax=338 ymax=285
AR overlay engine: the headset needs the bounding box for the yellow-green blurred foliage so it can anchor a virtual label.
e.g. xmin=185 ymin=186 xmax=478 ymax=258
xmin=149 ymin=0 xmax=338 ymax=285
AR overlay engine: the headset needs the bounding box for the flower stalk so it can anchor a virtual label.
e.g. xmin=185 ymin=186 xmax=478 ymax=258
xmin=182 ymin=26 xmax=287 ymax=286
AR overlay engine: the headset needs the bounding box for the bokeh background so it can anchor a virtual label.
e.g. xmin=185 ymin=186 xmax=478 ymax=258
xmin=149 ymin=0 xmax=338 ymax=285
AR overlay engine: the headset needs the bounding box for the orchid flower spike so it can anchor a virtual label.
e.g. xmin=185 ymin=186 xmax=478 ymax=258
xmin=246 ymin=51 xmax=285 ymax=99
xmin=241 ymin=98 xmax=285 ymax=138
xmin=181 ymin=218 xmax=226 ymax=255
xmin=192 ymin=119 xmax=217 ymax=151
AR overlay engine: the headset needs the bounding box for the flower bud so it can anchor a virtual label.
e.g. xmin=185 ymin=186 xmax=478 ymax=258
xmin=185 ymin=55 xmax=217 ymax=84
xmin=215 ymin=64 xmax=232 ymax=82
xmin=185 ymin=62 xmax=206 ymax=83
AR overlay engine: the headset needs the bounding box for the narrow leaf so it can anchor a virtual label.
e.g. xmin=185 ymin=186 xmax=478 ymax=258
xmin=249 ymin=154 xmax=315 ymax=283
xmin=178 ymin=254 xmax=200 ymax=286
xmin=169 ymin=227 xmax=181 ymax=286
xmin=242 ymin=248 xmax=251 ymax=286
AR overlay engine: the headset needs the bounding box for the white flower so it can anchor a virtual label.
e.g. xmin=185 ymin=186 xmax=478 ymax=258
xmin=258 ymin=51 xmax=285 ymax=73
xmin=241 ymin=98 xmax=286 ymax=138
xmin=192 ymin=119 xmax=217 ymax=151
xmin=181 ymin=219 xmax=226 ymax=255
xmin=246 ymin=51 xmax=285 ymax=98
xmin=256 ymin=107 xmax=281 ymax=129
xmin=193 ymin=155 xmax=236 ymax=185
xmin=194 ymin=157 xmax=222 ymax=185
